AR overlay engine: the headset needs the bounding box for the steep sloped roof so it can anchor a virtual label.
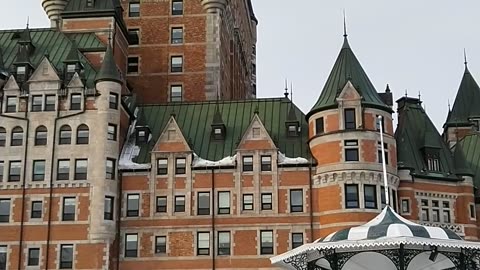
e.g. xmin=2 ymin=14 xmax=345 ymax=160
xmin=457 ymin=134 xmax=480 ymax=187
xmin=95 ymin=45 xmax=121 ymax=83
xmin=309 ymin=37 xmax=390 ymax=117
xmin=133 ymin=98 xmax=309 ymax=163
xmin=63 ymin=0 xmax=121 ymax=16
xmin=395 ymin=97 xmax=461 ymax=181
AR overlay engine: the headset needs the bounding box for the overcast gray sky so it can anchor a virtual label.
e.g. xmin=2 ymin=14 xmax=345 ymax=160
xmin=2 ymin=0 xmax=480 ymax=130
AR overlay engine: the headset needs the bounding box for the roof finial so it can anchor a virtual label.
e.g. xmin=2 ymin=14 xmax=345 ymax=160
xmin=405 ymin=89 xmax=408 ymax=98
xmin=448 ymin=99 xmax=451 ymax=112
xmin=464 ymin=48 xmax=468 ymax=67
xmin=343 ymin=9 xmax=347 ymax=38
xmin=26 ymin=16 xmax=30 ymax=28
xmin=284 ymin=78 xmax=289 ymax=98
xmin=290 ymin=82 xmax=293 ymax=102
xmin=418 ymin=91 xmax=421 ymax=101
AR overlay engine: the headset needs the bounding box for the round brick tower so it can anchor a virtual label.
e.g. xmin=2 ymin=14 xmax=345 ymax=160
xmin=307 ymin=35 xmax=399 ymax=238
xmin=41 ymin=0 xmax=69 ymax=27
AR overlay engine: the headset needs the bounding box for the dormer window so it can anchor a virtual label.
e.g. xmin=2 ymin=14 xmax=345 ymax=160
xmin=427 ymin=157 xmax=440 ymax=171
xmin=344 ymin=108 xmax=356 ymax=130
xmin=86 ymin=0 xmax=94 ymax=7
xmin=67 ymin=64 xmax=76 ymax=73
xmin=17 ymin=66 xmax=26 ymax=75
xmin=286 ymin=123 xmax=299 ymax=137
xmin=211 ymin=125 xmax=225 ymax=140
xmin=136 ymin=126 xmax=150 ymax=144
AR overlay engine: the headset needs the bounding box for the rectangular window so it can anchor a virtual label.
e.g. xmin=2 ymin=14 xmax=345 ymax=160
xmin=172 ymin=0 xmax=183 ymax=15
xmin=157 ymin=158 xmax=168 ymax=175
xmin=427 ymin=157 xmax=440 ymax=171
xmin=155 ymin=236 xmax=166 ymax=254
xmin=242 ymin=156 xmax=253 ymax=172
xmin=126 ymin=194 xmax=140 ymax=217
xmin=156 ymin=196 xmax=167 ymax=213
xmin=11 ymin=129 xmax=23 ymax=146
xmin=28 ymin=247 xmax=40 ymax=266
xmin=45 ymin=95 xmax=56 ymax=111
xmin=107 ymin=124 xmax=117 ymax=141
xmin=344 ymin=140 xmax=359 ymax=162
xmin=0 ymin=161 xmax=3 ymax=181
xmin=315 ymin=117 xmax=324 ymax=134
xmin=109 ymin=93 xmax=118 ymax=110
xmin=470 ymin=204 xmax=476 ymax=219
xmin=0 ymin=246 xmax=6 ymax=270
xmin=218 ymin=231 xmax=230 ymax=255
xmin=59 ymin=244 xmax=73 ymax=269
xmin=378 ymin=142 xmax=389 ymax=164
xmin=171 ymin=27 xmax=183 ymax=44
xmin=261 ymin=155 xmax=272 ymax=171
xmin=260 ymin=230 xmax=274 ymax=255
xmin=290 ymin=189 xmax=303 ymax=212
xmin=6 ymin=96 xmax=17 ymax=113
xmin=32 ymin=95 xmax=42 ymax=112
xmin=62 ymin=197 xmax=75 ymax=221
xmin=401 ymin=199 xmax=410 ymax=214
xmin=32 ymin=160 xmax=46 ymax=181
xmin=380 ymin=186 xmax=386 ymax=209
xmin=197 ymin=232 xmax=210 ymax=255
xmin=106 ymin=158 xmax=116 ymax=180
xmin=376 ymin=115 xmax=385 ymax=132
xmin=392 ymin=189 xmax=398 ymax=212
xmin=8 ymin=161 xmax=21 ymax=182
xmin=344 ymin=108 xmax=356 ymax=130
xmin=125 ymin=234 xmax=138 ymax=257
xmin=421 ymin=199 xmax=429 ymax=221
xmin=57 ymin=160 xmax=70 ymax=180
xmin=0 ymin=199 xmax=10 ymax=222
xmin=243 ymin=194 xmax=253 ymax=211
xmin=364 ymin=185 xmax=377 ymax=209
xmin=174 ymin=195 xmax=185 ymax=212
xmin=104 ymin=196 xmax=114 ymax=220
xmin=345 ymin=184 xmax=359 ymax=208
xmin=74 ymin=159 xmax=88 ymax=180
xmin=292 ymin=233 xmax=303 ymax=249
xmin=127 ymin=57 xmax=139 ymax=74
xmin=0 ymin=131 xmax=5 ymax=146
xmin=128 ymin=2 xmax=140 ymax=17
xmin=128 ymin=28 xmax=140 ymax=45
xmin=261 ymin=193 xmax=272 ymax=210
xmin=218 ymin=191 xmax=230 ymax=214
xmin=175 ymin=158 xmax=186 ymax=175
xmin=432 ymin=209 xmax=440 ymax=222
xmin=170 ymin=85 xmax=183 ymax=102
xmin=170 ymin=56 xmax=183 ymax=73
xmin=443 ymin=202 xmax=451 ymax=223
xmin=197 ymin=192 xmax=210 ymax=215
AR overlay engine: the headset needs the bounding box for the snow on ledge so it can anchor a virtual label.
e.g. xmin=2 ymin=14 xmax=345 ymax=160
xmin=119 ymin=109 xmax=152 ymax=170
xmin=192 ymin=154 xmax=236 ymax=167
xmin=278 ymin=152 xmax=309 ymax=165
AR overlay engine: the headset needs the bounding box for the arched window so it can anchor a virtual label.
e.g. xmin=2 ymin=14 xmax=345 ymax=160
xmin=0 ymin=127 xmax=6 ymax=146
xmin=11 ymin=127 xmax=24 ymax=146
xmin=35 ymin=126 xmax=48 ymax=146
xmin=59 ymin=125 xmax=72 ymax=145
xmin=76 ymin=125 xmax=89 ymax=145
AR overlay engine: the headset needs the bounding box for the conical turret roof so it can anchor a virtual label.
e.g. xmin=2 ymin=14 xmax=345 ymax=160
xmin=95 ymin=45 xmax=121 ymax=83
xmin=64 ymin=40 xmax=81 ymax=63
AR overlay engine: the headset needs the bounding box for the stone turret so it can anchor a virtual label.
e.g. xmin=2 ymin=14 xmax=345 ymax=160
xmin=41 ymin=0 xmax=70 ymax=27
xmin=201 ymin=0 xmax=227 ymax=13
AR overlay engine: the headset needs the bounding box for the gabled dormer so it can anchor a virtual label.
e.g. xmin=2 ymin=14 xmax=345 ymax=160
xmin=135 ymin=109 xmax=151 ymax=144
xmin=13 ymin=26 xmax=35 ymax=84
xmin=63 ymin=40 xmax=84 ymax=83
xmin=211 ymin=104 xmax=226 ymax=140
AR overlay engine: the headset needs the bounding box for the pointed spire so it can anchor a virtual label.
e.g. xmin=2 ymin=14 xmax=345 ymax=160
xmin=95 ymin=45 xmax=121 ymax=83
xmin=463 ymin=48 xmax=470 ymax=74
xmin=284 ymin=78 xmax=289 ymax=98
xmin=212 ymin=103 xmax=224 ymax=126
xmin=385 ymin=84 xmax=391 ymax=93
xmin=64 ymin=40 xmax=81 ymax=63
xmin=19 ymin=21 xmax=32 ymax=45
xmin=342 ymin=10 xmax=350 ymax=49
xmin=287 ymin=102 xmax=298 ymax=122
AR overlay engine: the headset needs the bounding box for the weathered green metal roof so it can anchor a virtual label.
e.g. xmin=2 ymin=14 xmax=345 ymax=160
xmin=95 ymin=45 xmax=121 ymax=83
xmin=457 ymin=134 xmax=480 ymax=187
xmin=445 ymin=66 xmax=480 ymax=127
xmin=0 ymin=28 xmax=105 ymax=88
xmin=64 ymin=0 xmax=118 ymax=15
xmin=133 ymin=98 xmax=309 ymax=163
xmin=453 ymin=142 xmax=474 ymax=177
xmin=395 ymin=97 xmax=461 ymax=181
xmin=309 ymin=37 xmax=390 ymax=117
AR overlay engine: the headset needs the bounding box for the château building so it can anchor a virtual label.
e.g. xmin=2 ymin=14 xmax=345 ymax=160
xmin=0 ymin=0 xmax=479 ymax=269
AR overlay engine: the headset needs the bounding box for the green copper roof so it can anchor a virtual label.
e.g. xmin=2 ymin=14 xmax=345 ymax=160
xmin=64 ymin=0 xmax=119 ymax=15
xmin=309 ymin=37 xmax=390 ymax=117
xmin=445 ymin=66 xmax=480 ymax=126
xmin=133 ymin=98 xmax=309 ymax=163
xmin=0 ymin=28 xmax=105 ymax=88
xmin=95 ymin=45 xmax=121 ymax=83
xmin=395 ymin=97 xmax=460 ymax=181
xmin=453 ymin=142 xmax=474 ymax=177
xmin=457 ymin=134 xmax=480 ymax=187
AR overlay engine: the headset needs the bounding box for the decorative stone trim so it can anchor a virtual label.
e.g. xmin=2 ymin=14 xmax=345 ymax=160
xmin=201 ymin=0 xmax=227 ymax=13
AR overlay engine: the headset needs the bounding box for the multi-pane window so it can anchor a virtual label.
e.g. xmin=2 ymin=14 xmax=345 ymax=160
xmin=8 ymin=161 xmax=21 ymax=182
xmin=197 ymin=232 xmax=210 ymax=255
xmin=107 ymin=124 xmax=117 ymax=141
xmin=260 ymin=230 xmax=274 ymax=255
xmin=344 ymin=140 xmax=359 ymax=162
xmin=261 ymin=193 xmax=272 ymax=210
xmin=59 ymin=244 xmax=73 ymax=269
xmin=128 ymin=28 xmax=140 ymax=45
xmin=62 ymin=197 xmax=76 ymax=221
xmin=432 ymin=200 xmax=441 ymax=222
xmin=315 ymin=117 xmax=324 ymax=134
xmin=175 ymin=158 xmax=186 ymax=175
xmin=155 ymin=236 xmax=167 ymax=254
xmin=0 ymin=246 xmax=6 ymax=269
xmin=11 ymin=127 xmax=23 ymax=146
xmin=35 ymin=126 xmax=48 ymax=145
xmin=290 ymin=189 xmax=303 ymax=212
xmin=378 ymin=142 xmax=389 ymax=164
xmin=376 ymin=114 xmax=385 ymax=132
xmin=243 ymin=194 xmax=253 ymax=211
xmin=59 ymin=125 xmax=72 ymax=145
xmin=109 ymin=93 xmax=119 ymax=110
xmin=421 ymin=199 xmax=429 ymax=221
xmin=6 ymin=96 xmax=17 ymax=112
xmin=292 ymin=233 xmax=304 ymax=249
xmin=170 ymin=56 xmax=183 ymax=73
xmin=380 ymin=186 xmax=386 ymax=209
xmin=31 ymin=201 xmax=42 ymax=219
xmin=74 ymin=159 xmax=88 ymax=180
xmin=32 ymin=95 xmax=43 ymax=111
xmin=106 ymin=158 xmax=116 ymax=180
xmin=0 ymin=199 xmax=10 ymax=222
xmin=104 ymin=196 xmax=114 ymax=220
xmin=70 ymin=94 xmax=81 ymax=110
xmin=126 ymin=194 xmax=140 ymax=217
xmin=174 ymin=195 xmax=185 ymax=212
xmin=127 ymin=57 xmax=139 ymax=74
xmin=171 ymin=27 xmax=184 ymax=44
xmin=156 ymin=196 xmax=167 ymax=213
xmin=172 ymin=0 xmax=183 ymax=15
xmin=443 ymin=201 xmax=451 ymax=223
xmin=401 ymin=199 xmax=410 ymax=214
xmin=28 ymin=248 xmax=40 ymax=266
xmin=218 ymin=231 xmax=230 ymax=255
xmin=0 ymin=127 xmax=5 ymax=146
xmin=170 ymin=85 xmax=183 ymax=102
xmin=344 ymin=108 xmax=356 ymax=130
xmin=261 ymin=155 xmax=272 ymax=171
xmin=0 ymin=161 xmax=3 ymax=181
xmin=128 ymin=2 xmax=140 ymax=17
xmin=33 ymin=160 xmax=46 ymax=181
xmin=364 ymin=185 xmax=377 ymax=209
xmin=345 ymin=184 xmax=359 ymax=208
xmin=157 ymin=158 xmax=168 ymax=175
xmin=45 ymin=95 xmax=56 ymax=111
xmin=125 ymin=234 xmax=138 ymax=257
xmin=218 ymin=191 xmax=230 ymax=214
xmin=197 ymin=192 xmax=210 ymax=215
xmin=57 ymin=160 xmax=70 ymax=180
xmin=76 ymin=125 xmax=89 ymax=144
xmin=427 ymin=156 xmax=440 ymax=171
xmin=242 ymin=156 xmax=253 ymax=172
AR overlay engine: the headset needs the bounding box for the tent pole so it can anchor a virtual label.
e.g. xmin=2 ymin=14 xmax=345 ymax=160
xmin=399 ymin=244 xmax=405 ymax=270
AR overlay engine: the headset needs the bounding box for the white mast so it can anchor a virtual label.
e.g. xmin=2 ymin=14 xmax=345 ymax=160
xmin=378 ymin=116 xmax=389 ymax=206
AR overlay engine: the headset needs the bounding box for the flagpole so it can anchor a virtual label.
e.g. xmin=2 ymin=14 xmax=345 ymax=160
xmin=378 ymin=116 xmax=390 ymax=207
